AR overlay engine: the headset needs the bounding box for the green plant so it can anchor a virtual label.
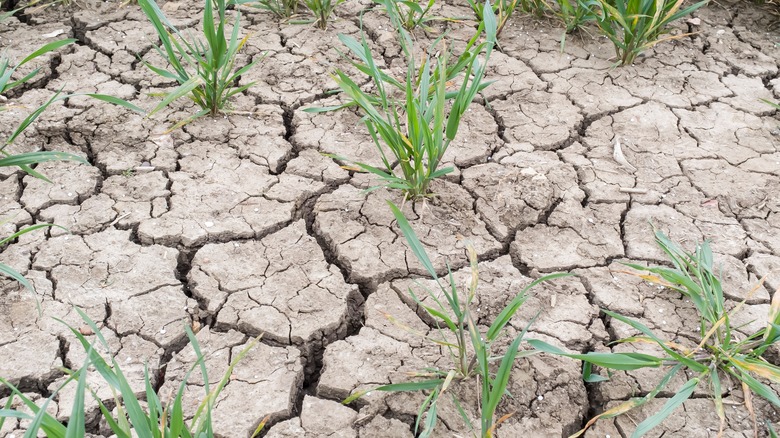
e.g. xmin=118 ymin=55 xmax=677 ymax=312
xmin=137 ymin=0 xmax=262 ymax=123
xmin=0 ymin=308 xmax=266 ymax=437
xmin=373 ymin=0 xmax=453 ymax=31
xmin=554 ymin=0 xmax=597 ymax=33
xmin=0 ymin=0 xmax=50 ymax=22
xmin=518 ymin=0 xmax=549 ymax=15
xmin=0 ymin=222 xmax=65 ymax=301
xmin=300 ymin=0 xmax=344 ymax=29
xmin=0 ymin=23 xmax=140 ymax=302
xmin=1 ymin=39 xmax=76 ymax=108
xmin=0 ymin=90 xmax=140 ymax=304
xmin=466 ymin=0 xmax=544 ymax=36
xmin=531 ymin=230 xmax=780 ymax=437
xmin=307 ymin=2 xmax=495 ymax=200
xmin=232 ymin=0 xmax=298 ymax=19
xmin=762 ymin=98 xmax=780 ymax=110
xmin=342 ymin=203 xmax=569 ymax=437
xmin=588 ymin=0 xmax=708 ymax=65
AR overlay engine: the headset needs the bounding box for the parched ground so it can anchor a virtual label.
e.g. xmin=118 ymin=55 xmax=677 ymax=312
xmin=1 ymin=0 xmax=779 ymax=436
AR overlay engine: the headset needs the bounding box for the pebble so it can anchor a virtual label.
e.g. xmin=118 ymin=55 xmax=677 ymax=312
xmin=204 ymin=221 xmax=214 ymax=228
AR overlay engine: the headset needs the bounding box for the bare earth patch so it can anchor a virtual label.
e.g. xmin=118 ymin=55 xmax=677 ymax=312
xmin=0 ymin=0 xmax=779 ymax=436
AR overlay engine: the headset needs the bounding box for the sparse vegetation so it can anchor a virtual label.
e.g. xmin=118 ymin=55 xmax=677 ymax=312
xmin=342 ymin=202 xmax=570 ymax=438
xmin=531 ymin=231 xmax=780 ymax=437
xmin=307 ymin=1 xmax=496 ymax=200
xmin=301 ymin=0 xmax=344 ymax=29
xmin=587 ymin=0 xmax=709 ymax=65
xmin=138 ymin=0 xmax=263 ymax=123
xmin=0 ymin=308 xmax=266 ymax=437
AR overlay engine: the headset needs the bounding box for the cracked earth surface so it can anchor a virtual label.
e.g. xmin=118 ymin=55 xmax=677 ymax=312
xmin=1 ymin=0 xmax=779 ymax=436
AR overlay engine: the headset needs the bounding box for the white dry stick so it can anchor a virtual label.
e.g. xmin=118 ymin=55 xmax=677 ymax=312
xmin=619 ymin=187 xmax=648 ymax=194
xmin=109 ymin=212 xmax=132 ymax=227
xmin=613 ymin=136 xmax=637 ymax=173
xmin=41 ymin=29 xmax=65 ymax=38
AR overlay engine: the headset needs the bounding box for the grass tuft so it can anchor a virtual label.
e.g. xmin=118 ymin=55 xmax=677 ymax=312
xmin=138 ymin=0 xmax=263 ymax=124
xmin=532 ymin=230 xmax=780 ymax=437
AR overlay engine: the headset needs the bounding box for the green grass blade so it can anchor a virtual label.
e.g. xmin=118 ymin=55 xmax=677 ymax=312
xmin=0 ymin=151 xmax=87 ymax=169
xmin=77 ymin=94 xmax=145 ymax=114
xmin=22 ymin=397 xmax=53 ymax=438
xmin=94 ymin=395 xmax=130 ymax=438
xmin=0 ymin=223 xmax=66 ymax=246
xmin=0 ymin=378 xmax=68 ymax=437
xmin=143 ymin=365 xmax=162 ymax=438
xmin=6 ymin=90 xmax=66 ymax=145
xmin=768 ymin=421 xmax=779 ymax=438
xmin=630 ymin=376 xmax=700 ymax=438
xmin=604 ymin=310 xmax=707 ymax=372
xmin=486 ymin=272 xmax=571 ymax=341
xmin=389 ymin=201 xmax=438 ymax=279
xmin=17 ymin=39 xmax=76 ymax=67
xmin=148 ymin=76 xmax=202 ymax=117
xmin=485 ymin=312 xmax=539 ymax=424
xmin=64 ymin=354 xmax=91 ymax=438
xmin=0 ymin=262 xmax=35 ymax=294
xmin=527 ymin=339 xmax=664 ymax=370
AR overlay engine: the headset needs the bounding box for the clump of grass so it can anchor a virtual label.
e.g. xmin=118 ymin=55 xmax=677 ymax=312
xmin=588 ymin=0 xmax=708 ymax=65
xmin=233 ymin=0 xmax=298 ymax=20
xmin=466 ymin=0 xmax=544 ymax=36
xmin=531 ymin=230 xmax=780 ymax=437
xmin=342 ymin=202 xmax=569 ymax=437
xmin=373 ymin=0 xmax=454 ymax=31
xmin=307 ymin=1 xmax=496 ymax=201
xmin=137 ymin=0 xmax=262 ymax=124
xmin=300 ymin=0 xmax=344 ymax=29
xmin=554 ymin=0 xmax=597 ymax=34
xmin=0 ymin=308 xmax=266 ymax=437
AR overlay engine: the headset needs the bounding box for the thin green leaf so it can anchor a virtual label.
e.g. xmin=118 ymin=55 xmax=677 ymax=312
xmin=631 ymin=376 xmax=700 ymax=438
xmin=389 ymin=201 xmax=438 ymax=279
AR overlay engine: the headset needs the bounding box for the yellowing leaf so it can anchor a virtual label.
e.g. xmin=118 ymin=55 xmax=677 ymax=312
xmin=569 ymin=398 xmax=643 ymax=438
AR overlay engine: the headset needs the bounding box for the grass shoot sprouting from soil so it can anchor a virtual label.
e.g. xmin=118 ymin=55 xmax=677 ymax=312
xmin=300 ymin=0 xmax=344 ymax=29
xmin=307 ymin=1 xmax=496 ymax=201
xmin=554 ymin=0 xmax=597 ymax=34
xmin=137 ymin=0 xmax=263 ymax=124
xmin=372 ymin=0 xmax=454 ymax=31
xmin=588 ymin=0 xmax=709 ymax=65
xmin=342 ymin=203 xmax=570 ymax=437
xmin=233 ymin=0 xmax=298 ymax=19
xmin=0 ymin=308 xmax=266 ymax=438
xmin=466 ymin=0 xmax=544 ymax=36
xmin=1 ymin=39 xmax=75 ymax=107
xmin=531 ymin=230 xmax=780 ymax=437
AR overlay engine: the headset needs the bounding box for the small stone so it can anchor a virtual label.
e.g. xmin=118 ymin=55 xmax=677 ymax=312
xmin=204 ymin=221 xmax=214 ymax=228
xmin=78 ymin=325 xmax=94 ymax=335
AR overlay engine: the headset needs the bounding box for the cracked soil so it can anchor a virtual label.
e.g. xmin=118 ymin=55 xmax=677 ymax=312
xmin=1 ymin=0 xmax=780 ymax=436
